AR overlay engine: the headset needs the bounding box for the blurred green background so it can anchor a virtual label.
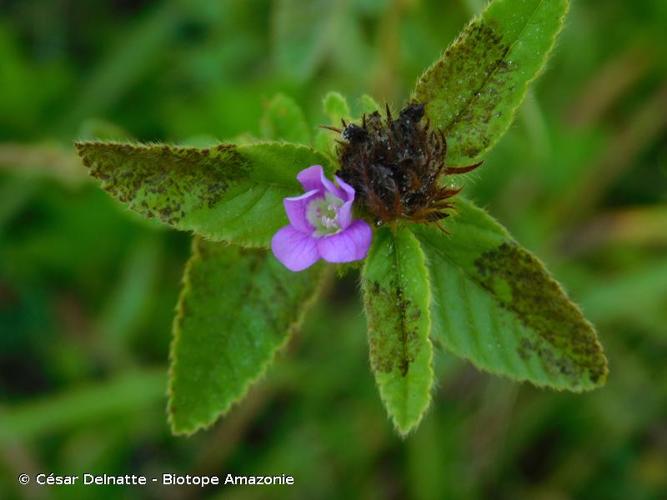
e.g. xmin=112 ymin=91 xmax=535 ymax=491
xmin=1 ymin=0 xmax=666 ymax=498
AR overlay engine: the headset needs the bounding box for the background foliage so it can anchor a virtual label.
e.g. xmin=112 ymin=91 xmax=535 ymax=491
xmin=0 ymin=0 xmax=666 ymax=498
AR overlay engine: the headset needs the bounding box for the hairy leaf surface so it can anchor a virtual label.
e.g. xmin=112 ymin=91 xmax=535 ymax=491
xmin=168 ymin=238 xmax=323 ymax=435
xmin=362 ymin=226 xmax=433 ymax=435
xmin=322 ymin=91 xmax=351 ymax=125
xmin=413 ymin=199 xmax=607 ymax=391
xmin=315 ymin=91 xmax=352 ymax=157
xmin=260 ymin=93 xmax=311 ymax=144
xmin=414 ymin=0 xmax=568 ymax=163
xmin=76 ymin=141 xmax=332 ymax=247
xmin=357 ymin=94 xmax=382 ymax=115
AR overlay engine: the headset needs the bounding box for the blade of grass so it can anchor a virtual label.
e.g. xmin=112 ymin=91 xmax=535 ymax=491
xmin=0 ymin=369 xmax=165 ymax=441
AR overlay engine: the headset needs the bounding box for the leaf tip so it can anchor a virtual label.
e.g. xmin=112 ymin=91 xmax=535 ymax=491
xmin=391 ymin=402 xmax=431 ymax=438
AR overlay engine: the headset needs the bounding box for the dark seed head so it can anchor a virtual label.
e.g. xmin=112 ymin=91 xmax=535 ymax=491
xmin=398 ymin=103 xmax=425 ymax=124
xmin=336 ymin=101 xmax=481 ymax=224
xmin=342 ymin=124 xmax=368 ymax=143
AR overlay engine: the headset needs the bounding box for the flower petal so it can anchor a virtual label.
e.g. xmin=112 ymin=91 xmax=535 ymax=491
xmin=317 ymin=220 xmax=372 ymax=263
xmin=335 ymin=175 xmax=356 ymax=202
xmin=284 ymin=189 xmax=320 ymax=233
xmin=337 ymin=199 xmax=353 ymax=229
xmin=297 ymin=165 xmax=325 ymax=192
xmin=334 ymin=175 xmax=355 ymax=228
xmin=320 ymin=172 xmax=344 ymax=200
xmin=271 ymin=226 xmax=320 ymax=272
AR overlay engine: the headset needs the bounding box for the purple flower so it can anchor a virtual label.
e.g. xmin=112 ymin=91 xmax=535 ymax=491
xmin=271 ymin=165 xmax=373 ymax=272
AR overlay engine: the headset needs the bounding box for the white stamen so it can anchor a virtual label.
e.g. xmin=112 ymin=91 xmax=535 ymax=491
xmin=306 ymin=193 xmax=344 ymax=237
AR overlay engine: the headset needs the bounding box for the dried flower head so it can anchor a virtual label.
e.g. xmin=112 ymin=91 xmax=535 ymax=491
xmin=335 ymin=102 xmax=482 ymax=226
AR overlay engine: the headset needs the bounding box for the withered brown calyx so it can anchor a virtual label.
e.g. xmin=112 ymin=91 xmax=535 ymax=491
xmin=335 ymin=102 xmax=482 ymax=227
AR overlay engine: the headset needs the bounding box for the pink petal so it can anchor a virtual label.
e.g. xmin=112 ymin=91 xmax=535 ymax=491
xmin=337 ymin=199 xmax=353 ymax=229
xmin=320 ymin=173 xmax=344 ymax=199
xmin=284 ymin=190 xmax=320 ymax=233
xmin=297 ymin=165 xmax=350 ymax=200
xmin=335 ymin=175 xmax=356 ymax=202
xmin=271 ymin=226 xmax=321 ymax=272
xmin=297 ymin=165 xmax=326 ymax=192
xmin=317 ymin=220 xmax=372 ymax=263
xmin=334 ymin=176 xmax=356 ymax=228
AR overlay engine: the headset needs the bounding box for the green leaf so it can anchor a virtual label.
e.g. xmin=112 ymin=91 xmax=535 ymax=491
xmin=357 ymin=94 xmax=382 ymax=115
xmin=75 ymin=141 xmax=332 ymax=247
xmin=361 ymin=225 xmax=433 ymax=435
xmin=314 ymin=91 xmax=352 ymax=156
xmin=260 ymin=93 xmax=311 ymax=144
xmin=413 ymin=198 xmax=608 ymax=391
xmin=168 ymin=238 xmax=324 ymax=435
xmin=413 ymin=0 xmax=568 ymax=163
xmin=322 ymin=91 xmax=351 ymax=124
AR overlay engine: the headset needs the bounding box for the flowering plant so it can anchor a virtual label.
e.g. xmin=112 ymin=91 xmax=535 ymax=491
xmin=75 ymin=0 xmax=607 ymax=436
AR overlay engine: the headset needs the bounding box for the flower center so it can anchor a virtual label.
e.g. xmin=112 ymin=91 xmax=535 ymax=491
xmin=306 ymin=193 xmax=344 ymax=237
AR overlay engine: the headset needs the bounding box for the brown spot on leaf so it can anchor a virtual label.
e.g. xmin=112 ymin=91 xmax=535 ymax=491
xmin=365 ymin=278 xmax=423 ymax=378
xmin=75 ymin=142 xmax=248 ymax=226
xmin=474 ymin=243 xmax=607 ymax=386
xmin=415 ymin=19 xmax=518 ymax=161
